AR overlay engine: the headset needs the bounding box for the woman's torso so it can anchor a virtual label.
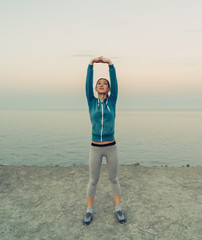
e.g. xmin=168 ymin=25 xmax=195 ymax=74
xmin=89 ymin=97 xmax=116 ymax=142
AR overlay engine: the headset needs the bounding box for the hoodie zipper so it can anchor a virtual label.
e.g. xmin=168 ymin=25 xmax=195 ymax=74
xmin=100 ymin=101 xmax=104 ymax=141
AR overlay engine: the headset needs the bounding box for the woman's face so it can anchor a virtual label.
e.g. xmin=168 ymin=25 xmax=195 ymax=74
xmin=95 ymin=79 xmax=110 ymax=94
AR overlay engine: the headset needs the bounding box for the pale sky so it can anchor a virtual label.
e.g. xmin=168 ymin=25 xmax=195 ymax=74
xmin=0 ymin=0 xmax=202 ymax=110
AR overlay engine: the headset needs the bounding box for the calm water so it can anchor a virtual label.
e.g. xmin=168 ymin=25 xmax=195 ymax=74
xmin=0 ymin=110 xmax=201 ymax=167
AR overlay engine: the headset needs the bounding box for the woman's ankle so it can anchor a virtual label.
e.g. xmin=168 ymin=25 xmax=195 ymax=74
xmin=115 ymin=205 xmax=121 ymax=212
xmin=86 ymin=207 xmax=93 ymax=213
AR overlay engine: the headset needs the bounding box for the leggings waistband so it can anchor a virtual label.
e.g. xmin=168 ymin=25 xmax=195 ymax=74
xmin=91 ymin=141 xmax=116 ymax=147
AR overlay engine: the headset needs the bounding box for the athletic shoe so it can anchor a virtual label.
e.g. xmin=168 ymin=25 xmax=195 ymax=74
xmin=115 ymin=210 xmax=127 ymax=224
xmin=82 ymin=212 xmax=93 ymax=226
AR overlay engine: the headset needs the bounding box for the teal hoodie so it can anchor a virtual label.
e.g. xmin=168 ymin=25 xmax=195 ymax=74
xmin=86 ymin=64 xmax=118 ymax=142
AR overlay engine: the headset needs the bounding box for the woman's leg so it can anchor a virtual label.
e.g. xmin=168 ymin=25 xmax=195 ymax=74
xmin=113 ymin=195 xmax=121 ymax=205
xmin=87 ymin=197 xmax=94 ymax=208
xmin=105 ymin=145 xmax=127 ymax=223
xmin=86 ymin=146 xmax=103 ymax=207
xmin=105 ymin=145 xmax=121 ymax=205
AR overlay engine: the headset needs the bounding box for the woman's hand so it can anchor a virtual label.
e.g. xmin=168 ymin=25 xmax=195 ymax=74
xmin=100 ymin=57 xmax=112 ymax=65
xmin=89 ymin=56 xmax=112 ymax=65
xmin=89 ymin=56 xmax=103 ymax=65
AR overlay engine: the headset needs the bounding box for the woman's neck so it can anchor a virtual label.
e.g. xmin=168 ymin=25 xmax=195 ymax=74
xmin=98 ymin=94 xmax=107 ymax=101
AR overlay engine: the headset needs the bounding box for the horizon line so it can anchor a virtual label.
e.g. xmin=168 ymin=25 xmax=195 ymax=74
xmin=0 ymin=108 xmax=201 ymax=112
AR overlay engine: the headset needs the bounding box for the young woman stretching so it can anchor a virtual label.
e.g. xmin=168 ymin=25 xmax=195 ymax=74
xmin=82 ymin=56 xmax=127 ymax=225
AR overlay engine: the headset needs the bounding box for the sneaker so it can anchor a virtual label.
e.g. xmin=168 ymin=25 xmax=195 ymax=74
xmin=115 ymin=210 xmax=127 ymax=224
xmin=82 ymin=212 xmax=93 ymax=226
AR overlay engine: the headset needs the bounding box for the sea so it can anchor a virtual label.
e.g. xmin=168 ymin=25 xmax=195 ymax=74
xmin=0 ymin=110 xmax=201 ymax=167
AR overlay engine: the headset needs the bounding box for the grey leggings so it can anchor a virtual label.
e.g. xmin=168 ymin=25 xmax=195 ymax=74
xmin=87 ymin=143 xmax=121 ymax=198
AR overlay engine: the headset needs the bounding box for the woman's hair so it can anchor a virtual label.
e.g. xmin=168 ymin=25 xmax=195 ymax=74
xmin=96 ymin=78 xmax=110 ymax=97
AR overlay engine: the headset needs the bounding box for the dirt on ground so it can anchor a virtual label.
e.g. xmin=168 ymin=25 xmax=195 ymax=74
xmin=0 ymin=164 xmax=202 ymax=240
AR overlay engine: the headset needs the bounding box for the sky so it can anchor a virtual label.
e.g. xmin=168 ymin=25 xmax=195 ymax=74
xmin=0 ymin=0 xmax=202 ymax=110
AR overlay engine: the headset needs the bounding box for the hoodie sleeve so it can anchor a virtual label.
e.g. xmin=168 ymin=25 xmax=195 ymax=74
xmin=109 ymin=64 xmax=118 ymax=102
xmin=85 ymin=64 xmax=94 ymax=104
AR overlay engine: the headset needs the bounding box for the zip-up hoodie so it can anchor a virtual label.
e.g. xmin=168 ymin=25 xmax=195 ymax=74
xmin=86 ymin=64 xmax=118 ymax=142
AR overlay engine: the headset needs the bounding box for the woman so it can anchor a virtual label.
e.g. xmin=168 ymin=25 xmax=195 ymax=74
xmin=82 ymin=56 xmax=127 ymax=225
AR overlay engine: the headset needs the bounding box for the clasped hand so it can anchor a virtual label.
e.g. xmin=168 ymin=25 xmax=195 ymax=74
xmin=90 ymin=56 xmax=112 ymax=65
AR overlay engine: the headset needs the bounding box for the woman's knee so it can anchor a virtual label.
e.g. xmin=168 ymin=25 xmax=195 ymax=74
xmin=109 ymin=176 xmax=119 ymax=184
xmin=89 ymin=177 xmax=99 ymax=186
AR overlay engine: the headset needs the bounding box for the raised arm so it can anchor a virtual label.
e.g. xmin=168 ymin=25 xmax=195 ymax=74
xmin=100 ymin=57 xmax=118 ymax=102
xmin=85 ymin=63 xmax=94 ymax=103
xmin=85 ymin=56 xmax=104 ymax=103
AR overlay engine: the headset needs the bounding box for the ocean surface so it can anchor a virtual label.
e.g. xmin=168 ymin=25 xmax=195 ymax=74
xmin=0 ymin=110 xmax=201 ymax=167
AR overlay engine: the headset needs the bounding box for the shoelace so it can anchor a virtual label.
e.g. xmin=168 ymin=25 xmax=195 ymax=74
xmin=116 ymin=211 xmax=126 ymax=222
xmin=84 ymin=212 xmax=92 ymax=222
